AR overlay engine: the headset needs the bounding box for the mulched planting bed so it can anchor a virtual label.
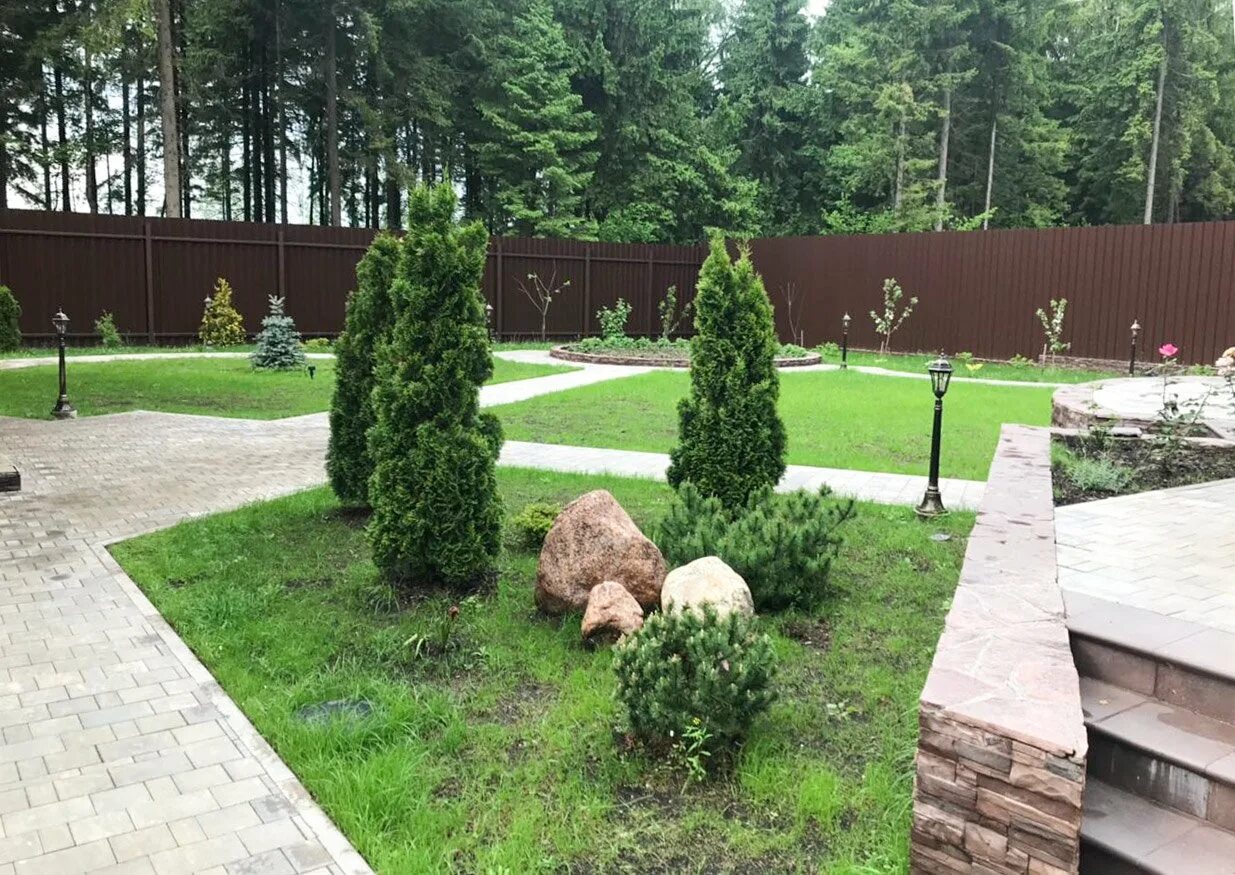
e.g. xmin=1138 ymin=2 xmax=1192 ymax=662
xmin=553 ymin=341 xmax=821 ymax=368
xmin=1052 ymin=432 xmax=1235 ymax=505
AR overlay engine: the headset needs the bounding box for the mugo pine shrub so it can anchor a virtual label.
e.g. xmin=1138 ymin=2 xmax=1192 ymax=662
xmin=0 ymin=285 xmax=21 ymax=352
xmin=367 ymin=184 xmax=503 ymax=589
xmin=327 ymin=233 xmax=401 ymax=506
xmin=667 ymin=235 xmax=785 ymax=507
xmin=198 ymin=278 xmax=246 ymax=347
xmin=614 ymin=607 xmax=776 ymax=761
xmin=656 ymin=482 xmax=856 ymax=611
xmin=251 ymin=296 xmax=306 ymax=369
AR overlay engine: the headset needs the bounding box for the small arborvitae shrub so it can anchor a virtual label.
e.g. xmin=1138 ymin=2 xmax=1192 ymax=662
xmin=94 ymin=311 xmax=122 ymax=348
xmin=656 ymin=482 xmax=856 ymax=611
xmin=614 ymin=607 xmax=777 ymax=762
xmin=510 ymin=502 xmax=560 ymax=549
xmin=368 ymin=183 xmax=503 ymax=589
xmin=199 ymin=278 xmax=246 ymax=347
xmin=0 ymin=285 xmax=21 ymax=352
xmin=251 ymin=295 xmax=306 ymax=370
xmin=304 ymin=337 xmax=333 ymax=351
xmin=327 ymin=233 xmax=401 ymax=507
xmin=667 ymin=235 xmax=785 ymax=508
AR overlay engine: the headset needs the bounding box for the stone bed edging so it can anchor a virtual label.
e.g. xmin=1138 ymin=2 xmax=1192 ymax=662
xmin=911 ymin=424 xmax=1088 ymax=875
xmin=548 ymin=344 xmax=822 ymax=368
xmin=1053 ymin=378 xmax=1235 ymax=441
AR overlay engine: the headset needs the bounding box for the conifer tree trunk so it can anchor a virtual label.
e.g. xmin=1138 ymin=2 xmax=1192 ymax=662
xmin=154 ymin=0 xmax=181 ymax=217
xmin=894 ymin=114 xmax=906 ymax=212
xmin=136 ymin=72 xmax=146 ymax=214
xmin=122 ymin=78 xmax=132 ymax=214
xmin=54 ymin=64 xmax=70 ymax=211
xmin=934 ymin=87 xmax=951 ymax=232
xmin=983 ymin=116 xmax=997 ymax=230
xmin=326 ymin=8 xmax=341 ymax=226
xmin=84 ymin=47 xmax=98 ymax=214
xmin=39 ymin=74 xmax=52 ymax=209
xmin=1143 ymin=53 xmax=1167 ymax=225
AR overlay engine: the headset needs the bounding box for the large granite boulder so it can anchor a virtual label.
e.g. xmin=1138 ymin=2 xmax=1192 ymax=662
xmin=581 ymin=581 xmax=644 ymax=646
xmin=535 ymin=490 xmax=666 ymax=614
xmin=661 ymin=556 xmax=754 ymax=620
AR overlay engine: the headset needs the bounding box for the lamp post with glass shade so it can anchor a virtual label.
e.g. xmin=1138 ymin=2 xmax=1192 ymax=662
xmin=486 ymin=302 xmax=495 ymax=342
xmin=841 ymin=312 xmax=851 ymax=369
xmin=915 ymin=356 xmax=953 ymax=517
xmin=51 ymin=308 xmax=76 ymax=420
xmin=1129 ymin=320 xmax=1141 ymax=375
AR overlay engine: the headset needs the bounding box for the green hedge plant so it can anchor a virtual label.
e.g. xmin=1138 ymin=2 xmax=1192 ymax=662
xmin=614 ymin=606 xmax=777 ymax=762
xmin=199 ymin=278 xmax=246 ymax=347
xmin=367 ymin=184 xmax=503 ymax=589
xmin=656 ymin=482 xmax=856 ymax=611
xmin=509 ymin=502 xmax=560 ymax=549
xmin=667 ymin=235 xmax=785 ymax=507
xmin=0 ymin=285 xmax=21 ymax=352
xmin=327 ymin=233 xmax=400 ymax=506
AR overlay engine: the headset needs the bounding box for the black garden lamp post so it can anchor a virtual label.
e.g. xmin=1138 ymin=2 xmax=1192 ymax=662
xmin=915 ymin=356 xmax=953 ymax=518
xmin=841 ymin=312 xmax=851 ymax=369
xmin=486 ymin=302 xmax=495 ymax=341
xmin=1129 ymin=320 xmax=1141 ymax=375
xmin=51 ymin=308 xmax=77 ymax=420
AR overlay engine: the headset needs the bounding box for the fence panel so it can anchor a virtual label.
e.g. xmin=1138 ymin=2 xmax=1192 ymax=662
xmin=3 ymin=209 xmax=1233 ymax=363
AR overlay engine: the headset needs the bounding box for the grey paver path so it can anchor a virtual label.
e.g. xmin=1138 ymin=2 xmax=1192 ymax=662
xmin=1057 ymin=477 xmax=1235 ymax=634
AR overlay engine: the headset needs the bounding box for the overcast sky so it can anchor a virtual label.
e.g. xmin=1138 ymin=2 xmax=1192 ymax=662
xmin=805 ymin=0 xmax=829 ymax=18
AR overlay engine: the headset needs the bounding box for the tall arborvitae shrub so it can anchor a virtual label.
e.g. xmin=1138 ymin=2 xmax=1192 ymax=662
xmin=327 ymin=233 xmax=400 ymax=507
xmin=667 ymin=236 xmax=785 ymax=507
xmin=250 ymin=295 xmax=306 ymax=369
xmin=367 ymin=184 xmax=503 ymax=588
xmin=0 ymin=286 xmax=21 ymax=352
xmin=199 ymin=278 xmax=246 ymax=346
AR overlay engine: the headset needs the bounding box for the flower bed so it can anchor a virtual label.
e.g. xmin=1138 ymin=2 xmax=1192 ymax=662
xmin=552 ymin=338 xmax=821 ymax=368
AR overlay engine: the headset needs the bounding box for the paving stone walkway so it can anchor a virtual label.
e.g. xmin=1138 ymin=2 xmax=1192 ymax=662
xmin=1057 ymin=477 xmax=1235 ymax=634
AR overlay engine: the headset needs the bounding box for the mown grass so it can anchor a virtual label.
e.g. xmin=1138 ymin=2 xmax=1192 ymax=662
xmin=816 ymin=347 xmax=1120 ymax=384
xmin=112 ymin=469 xmax=971 ymax=874
xmin=0 ymin=357 xmax=576 ymax=420
xmin=494 ymin=369 xmax=1052 ymax=481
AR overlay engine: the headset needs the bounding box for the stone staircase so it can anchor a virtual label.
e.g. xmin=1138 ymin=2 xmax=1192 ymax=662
xmin=1066 ymin=592 xmax=1235 ymax=872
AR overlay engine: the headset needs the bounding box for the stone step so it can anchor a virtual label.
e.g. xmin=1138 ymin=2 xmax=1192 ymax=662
xmin=1066 ymin=592 xmax=1235 ymax=726
xmin=1081 ymin=779 xmax=1235 ymax=873
xmin=1082 ymin=677 xmax=1235 ymax=831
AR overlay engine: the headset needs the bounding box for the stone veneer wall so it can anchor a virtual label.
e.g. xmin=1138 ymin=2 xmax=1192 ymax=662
xmin=911 ymin=425 xmax=1088 ymax=875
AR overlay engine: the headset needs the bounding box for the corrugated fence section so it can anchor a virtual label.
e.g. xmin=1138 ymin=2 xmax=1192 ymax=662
xmin=2 ymin=209 xmax=1233 ymax=363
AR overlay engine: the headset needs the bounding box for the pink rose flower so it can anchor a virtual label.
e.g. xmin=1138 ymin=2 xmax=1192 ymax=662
xmin=1159 ymin=343 xmax=1178 ymax=358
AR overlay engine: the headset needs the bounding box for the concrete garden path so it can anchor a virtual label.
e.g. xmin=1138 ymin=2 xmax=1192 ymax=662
xmin=0 ymin=352 xmax=985 ymax=873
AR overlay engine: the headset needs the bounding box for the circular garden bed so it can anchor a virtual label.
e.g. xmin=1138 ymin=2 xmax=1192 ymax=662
xmin=551 ymin=341 xmax=821 ymax=368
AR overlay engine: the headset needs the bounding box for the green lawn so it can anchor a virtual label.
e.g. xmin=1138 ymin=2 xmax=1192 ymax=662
xmin=494 ymin=369 xmax=1053 ymax=481
xmin=818 ymin=347 xmax=1121 ymax=384
xmin=1 ymin=341 xmax=555 ymax=359
xmin=0 ymin=357 xmax=576 ymax=420
xmin=112 ymin=469 xmax=973 ymax=874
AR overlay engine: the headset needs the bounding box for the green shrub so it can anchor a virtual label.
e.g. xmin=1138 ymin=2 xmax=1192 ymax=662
xmin=251 ymin=296 xmax=306 ymax=369
xmin=656 ymin=482 xmax=855 ymax=611
xmin=199 ymin=278 xmax=246 ymax=347
xmin=94 ymin=311 xmax=122 ymax=348
xmin=304 ymin=337 xmax=333 ymax=351
xmin=1064 ymin=455 xmax=1133 ymax=494
xmin=510 ymin=502 xmax=559 ymax=549
xmin=614 ymin=607 xmax=777 ymax=760
xmin=778 ymin=343 xmax=808 ymax=358
xmin=597 ymin=298 xmax=632 ymax=340
xmin=368 ymin=184 xmax=503 ymax=589
xmin=327 ymin=233 xmax=400 ymax=506
xmin=0 ymin=285 xmax=21 ymax=351
xmin=667 ymin=235 xmax=786 ymax=507
xmin=819 ymin=341 xmax=840 ymax=358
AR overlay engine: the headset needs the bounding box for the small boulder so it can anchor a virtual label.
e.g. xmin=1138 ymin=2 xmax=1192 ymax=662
xmin=581 ymin=582 xmax=644 ymax=646
xmin=661 ymin=556 xmax=754 ymax=620
xmin=535 ymin=490 xmax=666 ymax=614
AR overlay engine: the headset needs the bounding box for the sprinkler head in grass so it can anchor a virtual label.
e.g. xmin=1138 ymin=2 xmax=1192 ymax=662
xmin=916 ymin=356 xmax=953 ymax=518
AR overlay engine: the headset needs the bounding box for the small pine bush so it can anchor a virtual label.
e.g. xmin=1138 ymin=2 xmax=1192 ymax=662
xmin=250 ymin=296 xmax=306 ymax=370
xmin=367 ymin=183 xmax=503 ymax=589
xmin=510 ymin=502 xmax=560 ymax=549
xmin=199 ymin=278 xmax=246 ymax=347
xmin=0 ymin=285 xmax=21 ymax=352
xmin=614 ymin=607 xmax=776 ymax=759
xmin=94 ymin=311 xmax=123 ymax=348
xmin=656 ymin=482 xmax=856 ymax=611
xmin=667 ymin=235 xmax=785 ymax=507
xmin=327 ymin=234 xmax=400 ymax=506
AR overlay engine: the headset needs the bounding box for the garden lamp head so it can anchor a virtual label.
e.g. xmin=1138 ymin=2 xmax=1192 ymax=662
xmin=842 ymin=312 xmax=851 ymax=330
xmin=1131 ymin=320 xmax=1141 ymax=339
xmin=52 ymin=308 xmax=69 ymax=336
xmin=927 ymin=356 xmax=953 ymax=399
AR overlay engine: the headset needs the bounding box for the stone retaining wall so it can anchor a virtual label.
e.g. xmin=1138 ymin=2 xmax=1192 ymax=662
xmin=911 ymin=425 xmax=1088 ymax=875
xmin=548 ymin=345 xmax=822 ymax=368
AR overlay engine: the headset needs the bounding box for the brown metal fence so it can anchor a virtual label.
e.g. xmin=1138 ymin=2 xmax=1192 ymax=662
xmin=2 ymin=208 xmax=1233 ymax=364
